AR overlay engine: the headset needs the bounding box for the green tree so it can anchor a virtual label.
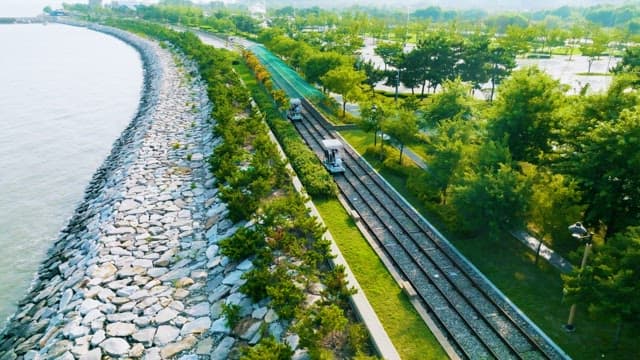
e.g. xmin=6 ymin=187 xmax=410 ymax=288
xmin=359 ymin=101 xmax=385 ymax=146
xmin=232 ymin=14 xmax=259 ymax=34
xmin=359 ymin=59 xmax=386 ymax=94
xmin=453 ymin=163 xmax=531 ymax=234
xmin=458 ymin=34 xmax=491 ymax=92
xmin=580 ymin=30 xmax=608 ymax=74
xmin=560 ymin=108 xmax=640 ymax=240
xmin=382 ymin=108 xmax=419 ymax=164
xmin=612 ymin=46 xmax=640 ymax=74
xmin=562 ymin=226 xmax=640 ymax=347
xmin=566 ymin=23 xmax=586 ymax=60
xmin=451 ymin=141 xmax=531 ymax=234
xmin=487 ymin=46 xmax=516 ymax=102
xmin=498 ymin=24 xmax=534 ymax=55
xmin=321 ymin=66 xmax=366 ymax=117
xmin=525 ymin=167 xmax=585 ymax=262
xmin=302 ymin=52 xmax=347 ymax=90
xmin=422 ymin=79 xmax=475 ymax=128
xmin=582 ymin=74 xmax=640 ymax=123
xmin=374 ymin=41 xmax=403 ymax=71
xmin=417 ymin=32 xmax=464 ymax=95
xmin=398 ymin=50 xmax=423 ymax=95
xmin=488 ymin=66 xmax=565 ymax=163
xmin=425 ymin=118 xmax=473 ymax=204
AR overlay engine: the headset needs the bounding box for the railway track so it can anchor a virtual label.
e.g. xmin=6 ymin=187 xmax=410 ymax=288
xmin=251 ymin=44 xmax=568 ymax=360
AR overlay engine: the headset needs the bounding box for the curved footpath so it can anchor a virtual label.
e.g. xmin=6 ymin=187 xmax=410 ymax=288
xmin=0 ymin=26 xmax=277 ymax=359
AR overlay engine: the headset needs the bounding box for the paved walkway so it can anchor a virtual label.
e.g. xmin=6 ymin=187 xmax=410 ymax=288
xmin=511 ymin=231 xmax=574 ymax=273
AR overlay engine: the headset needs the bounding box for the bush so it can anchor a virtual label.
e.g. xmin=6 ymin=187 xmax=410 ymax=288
xmin=220 ymin=185 xmax=260 ymax=222
xmin=219 ymin=227 xmax=265 ymax=261
xmin=266 ymin=267 xmax=304 ymax=320
xmin=321 ymin=265 xmax=356 ymax=308
xmin=241 ymin=337 xmax=293 ymax=360
xmin=221 ymin=303 xmax=241 ymax=328
xmin=240 ymin=266 xmax=272 ymax=302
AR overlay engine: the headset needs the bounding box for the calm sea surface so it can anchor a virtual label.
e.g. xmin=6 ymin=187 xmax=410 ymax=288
xmin=0 ymin=23 xmax=143 ymax=326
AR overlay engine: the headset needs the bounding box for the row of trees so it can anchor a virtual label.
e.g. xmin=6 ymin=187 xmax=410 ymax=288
xmin=354 ymin=48 xmax=640 ymax=344
xmin=373 ymin=33 xmax=516 ymax=100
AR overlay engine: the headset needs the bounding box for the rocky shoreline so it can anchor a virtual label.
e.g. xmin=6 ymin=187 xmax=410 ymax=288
xmin=0 ymin=27 xmax=275 ymax=359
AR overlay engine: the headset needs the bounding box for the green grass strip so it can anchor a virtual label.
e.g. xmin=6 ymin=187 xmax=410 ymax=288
xmin=314 ymin=198 xmax=447 ymax=360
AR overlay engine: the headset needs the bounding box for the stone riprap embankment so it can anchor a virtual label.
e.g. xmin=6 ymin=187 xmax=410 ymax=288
xmin=0 ymin=27 xmax=276 ymax=359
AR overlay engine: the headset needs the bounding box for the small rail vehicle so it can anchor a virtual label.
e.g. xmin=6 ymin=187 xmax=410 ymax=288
xmin=321 ymin=139 xmax=345 ymax=173
xmin=287 ymin=98 xmax=302 ymax=121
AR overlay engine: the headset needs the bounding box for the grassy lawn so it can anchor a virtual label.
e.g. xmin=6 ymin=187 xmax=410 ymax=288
xmin=549 ymin=47 xmax=581 ymax=56
xmin=314 ymin=198 xmax=447 ymax=360
xmin=340 ymin=129 xmax=640 ymax=360
xmin=343 ymin=128 xmax=429 ymax=168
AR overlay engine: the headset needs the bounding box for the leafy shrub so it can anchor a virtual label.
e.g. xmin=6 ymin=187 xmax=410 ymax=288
xmin=219 ymin=227 xmax=265 ymax=261
xmin=220 ymin=185 xmax=260 ymax=222
xmin=240 ymin=337 xmax=293 ymax=360
xmin=266 ymin=267 xmax=304 ymax=320
xmin=221 ymin=303 xmax=242 ymax=328
xmin=321 ymin=265 xmax=357 ymax=308
xmin=240 ymin=266 xmax=271 ymax=302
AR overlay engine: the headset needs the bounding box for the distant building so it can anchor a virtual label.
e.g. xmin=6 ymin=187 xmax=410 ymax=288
xmin=249 ymin=1 xmax=268 ymax=27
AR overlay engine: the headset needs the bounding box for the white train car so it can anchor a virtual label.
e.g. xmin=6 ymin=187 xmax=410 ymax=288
xmin=287 ymin=98 xmax=302 ymax=121
xmin=321 ymin=139 xmax=345 ymax=173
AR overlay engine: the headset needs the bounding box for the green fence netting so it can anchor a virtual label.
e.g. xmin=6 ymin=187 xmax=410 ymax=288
xmin=249 ymin=44 xmax=326 ymax=104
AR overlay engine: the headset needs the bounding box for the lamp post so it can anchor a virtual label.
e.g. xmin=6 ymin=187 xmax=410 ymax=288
xmin=394 ymin=68 xmax=400 ymax=103
xmin=371 ymin=104 xmax=378 ymax=146
xmin=563 ymin=222 xmax=593 ymax=332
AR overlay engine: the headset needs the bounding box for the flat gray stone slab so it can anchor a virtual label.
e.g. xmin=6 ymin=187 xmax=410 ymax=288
xmin=79 ymin=348 xmax=101 ymax=360
xmin=154 ymin=307 xmax=178 ymax=324
xmin=119 ymin=199 xmax=140 ymax=212
xmin=240 ymin=320 xmax=262 ymax=341
xmin=79 ymin=299 xmax=103 ymax=315
xmin=106 ymin=322 xmax=136 ymax=337
xmin=211 ymin=337 xmax=235 ymax=360
xmin=210 ymin=317 xmax=230 ymax=334
xmin=222 ymin=270 xmax=243 ymax=286
xmin=100 ymin=338 xmax=130 ymax=356
xmin=132 ymin=327 xmax=156 ymax=345
xmin=154 ymin=325 xmax=180 ymax=346
xmin=186 ymin=302 xmax=209 ymax=317
xmin=180 ymin=317 xmax=211 ymax=336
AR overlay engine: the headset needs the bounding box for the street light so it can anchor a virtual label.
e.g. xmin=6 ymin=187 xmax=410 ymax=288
xmin=394 ymin=68 xmax=400 ymax=103
xmin=371 ymin=104 xmax=378 ymax=146
xmin=563 ymin=222 xmax=593 ymax=332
